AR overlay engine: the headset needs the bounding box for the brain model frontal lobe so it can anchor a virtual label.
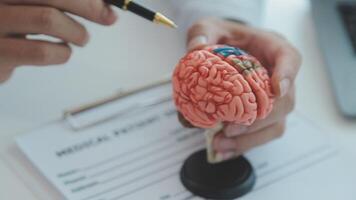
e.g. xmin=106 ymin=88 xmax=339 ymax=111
xmin=172 ymin=45 xmax=274 ymax=128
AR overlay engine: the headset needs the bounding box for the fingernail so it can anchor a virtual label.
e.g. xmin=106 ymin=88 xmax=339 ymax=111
xmin=102 ymin=7 xmax=117 ymax=24
xmin=215 ymin=151 xmax=236 ymax=162
xmin=213 ymin=134 xmax=222 ymax=150
xmin=279 ymin=78 xmax=290 ymax=97
xmin=101 ymin=7 xmax=110 ymax=19
xmin=82 ymin=32 xmax=90 ymax=46
xmin=224 ymin=125 xmax=248 ymax=137
xmin=187 ymin=35 xmax=208 ymax=51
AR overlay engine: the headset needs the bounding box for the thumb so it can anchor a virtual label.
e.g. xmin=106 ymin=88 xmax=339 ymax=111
xmin=271 ymin=47 xmax=301 ymax=97
xmin=186 ymin=19 xmax=222 ymax=51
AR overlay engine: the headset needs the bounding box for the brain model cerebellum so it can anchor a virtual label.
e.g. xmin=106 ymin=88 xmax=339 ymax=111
xmin=172 ymin=45 xmax=274 ymax=128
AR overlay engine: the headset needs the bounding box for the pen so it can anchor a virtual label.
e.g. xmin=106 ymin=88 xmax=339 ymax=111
xmin=105 ymin=0 xmax=177 ymax=28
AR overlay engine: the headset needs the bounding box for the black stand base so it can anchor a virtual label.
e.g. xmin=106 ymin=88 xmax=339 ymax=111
xmin=180 ymin=149 xmax=256 ymax=200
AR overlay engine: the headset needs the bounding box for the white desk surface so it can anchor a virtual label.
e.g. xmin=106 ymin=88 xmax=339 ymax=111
xmin=1 ymin=0 xmax=355 ymax=199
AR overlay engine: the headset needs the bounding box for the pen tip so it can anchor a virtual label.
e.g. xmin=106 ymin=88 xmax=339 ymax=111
xmin=154 ymin=13 xmax=178 ymax=29
xmin=171 ymin=23 xmax=178 ymax=29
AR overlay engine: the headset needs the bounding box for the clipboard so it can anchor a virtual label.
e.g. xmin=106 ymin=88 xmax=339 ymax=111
xmin=63 ymin=77 xmax=172 ymax=131
xmin=0 ymin=77 xmax=173 ymax=200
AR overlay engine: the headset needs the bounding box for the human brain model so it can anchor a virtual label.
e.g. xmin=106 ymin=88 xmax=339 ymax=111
xmin=172 ymin=45 xmax=274 ymax=129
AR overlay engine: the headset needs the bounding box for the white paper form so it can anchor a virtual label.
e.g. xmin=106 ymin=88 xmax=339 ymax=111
xmin=15 ymin=83 xmax=354 ymax=200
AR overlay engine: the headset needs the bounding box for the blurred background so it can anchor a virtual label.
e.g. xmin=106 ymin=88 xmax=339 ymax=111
xmin=0 ymin=0 xmax=355 ymax=199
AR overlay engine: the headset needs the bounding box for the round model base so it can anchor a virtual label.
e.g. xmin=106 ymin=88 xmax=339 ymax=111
xmin=180 ymin=149 xmax=256 ymax=200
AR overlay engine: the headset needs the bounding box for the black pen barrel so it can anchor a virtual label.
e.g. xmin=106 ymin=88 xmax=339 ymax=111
xmin=105 ymin=0 xmax=125 ymax=8
xmin=127 ymin=2 xmax=155 ymax=21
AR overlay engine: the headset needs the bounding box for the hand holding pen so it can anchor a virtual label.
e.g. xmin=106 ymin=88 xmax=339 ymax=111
xmin=0 ymin=0 xmax=176 ymax=83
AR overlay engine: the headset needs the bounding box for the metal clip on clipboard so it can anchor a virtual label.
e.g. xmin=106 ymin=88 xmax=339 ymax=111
xmin=63 ymin=78 xmax=172 ymax=131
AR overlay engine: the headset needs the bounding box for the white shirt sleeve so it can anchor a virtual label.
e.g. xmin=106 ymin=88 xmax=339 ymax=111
xmin=169 ymin=0 xmax=265 ymax=32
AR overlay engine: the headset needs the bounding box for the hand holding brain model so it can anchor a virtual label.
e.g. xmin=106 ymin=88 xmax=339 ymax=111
xmin=172 ymin=45 xmax=274 ymax=162
xmin=175 ymin=19 xmax=302 ymax=199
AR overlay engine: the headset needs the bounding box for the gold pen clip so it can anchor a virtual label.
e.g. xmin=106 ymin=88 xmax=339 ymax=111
xmin=122 ymin=0 xmax=132 ymax=10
